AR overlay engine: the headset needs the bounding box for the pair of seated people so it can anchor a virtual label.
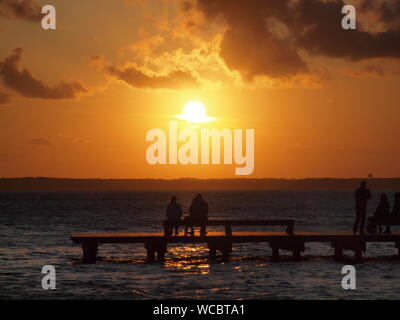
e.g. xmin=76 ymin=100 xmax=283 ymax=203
xmin=166 ymin=194 xmax=209 ymax=236
xmin=373 ymin=192 xmax=400 ymax=233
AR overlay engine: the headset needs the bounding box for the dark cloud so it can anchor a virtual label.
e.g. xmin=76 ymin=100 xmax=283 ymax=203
xmin=193 ymin=0 xmax=307 ymax=79
xmin=91 ymin=56 xmax=200 ymax=89
xmin=191 ymin=0 xmax=400 ymax=79
xmin=0 ymin=48 xmax=87 ymax=100
xmin=0 ymin=0 xmax=42 ymax=22
xmin=379 ymin=0 xmax=400 ymax=23
xmin=360 ymin=0 xmax=400 ymax=25
xmin=29 ymin=138 xmax=52 ymax=146
xmin=290 ymin=0 xmax=400 ymax=61
xmin=0 ymin=91 xmax=9 ymax=104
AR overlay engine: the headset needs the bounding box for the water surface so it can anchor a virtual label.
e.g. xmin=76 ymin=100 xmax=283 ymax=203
xmin=1 ymin=190 xmax=399 ymax=299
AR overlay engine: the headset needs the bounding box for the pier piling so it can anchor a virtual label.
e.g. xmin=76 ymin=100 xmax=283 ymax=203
xmin=82 ymin=243 xmax=98 ymax=264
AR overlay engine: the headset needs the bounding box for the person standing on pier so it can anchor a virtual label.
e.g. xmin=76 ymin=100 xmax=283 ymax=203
xmin=353 ymin=181 xmax=372 ymax=234
xmin=166 ymin=196 xmax=183 ymax=235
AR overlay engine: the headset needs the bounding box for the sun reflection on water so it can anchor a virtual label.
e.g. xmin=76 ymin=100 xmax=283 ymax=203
xmin=163 ymin=245 xmax=211 ymax=274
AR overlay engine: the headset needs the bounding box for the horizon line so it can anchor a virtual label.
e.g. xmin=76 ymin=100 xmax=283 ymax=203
xmin=1 ymin=177 xmax=400 ymax=180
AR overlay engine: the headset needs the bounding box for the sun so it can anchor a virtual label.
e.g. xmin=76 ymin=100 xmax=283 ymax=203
xmin=177 ymin=101 xmax=214 ymax=123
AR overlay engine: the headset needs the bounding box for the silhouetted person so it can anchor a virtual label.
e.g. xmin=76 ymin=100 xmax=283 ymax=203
xmin=374 ymin=193 xmax=390 ymax=234
xmin=391 ymin=193 xmax=400 ymax=216
xmin=186 ymin=194 xmax=209 ymax=236
xmin=353 ymin=181 xmax=372 ymax=234
xmin=166 ymin=196 xmax=182 ymax=235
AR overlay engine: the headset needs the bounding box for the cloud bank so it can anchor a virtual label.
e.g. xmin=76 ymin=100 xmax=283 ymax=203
xmin=0 ymin=0 xmax=42 ymax=21
xmin=185 ymin=0 xmax=400 ymax=79
xmin=0 ymin=48 xmax=87 ymax=100
xmin=92 ymin=55 xmax=200 ymax=89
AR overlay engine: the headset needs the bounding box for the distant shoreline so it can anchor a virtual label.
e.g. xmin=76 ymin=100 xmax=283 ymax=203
xmin=0 ymin=177 xmax=400 ymax=192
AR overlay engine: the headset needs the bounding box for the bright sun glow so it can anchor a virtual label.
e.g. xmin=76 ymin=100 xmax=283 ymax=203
xmin=177 ymin=101 xmax=214 ymax=123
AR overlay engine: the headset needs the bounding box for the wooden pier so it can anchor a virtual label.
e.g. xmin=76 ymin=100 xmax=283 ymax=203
xmin=71 ymin=231 xmax=400 ymax=264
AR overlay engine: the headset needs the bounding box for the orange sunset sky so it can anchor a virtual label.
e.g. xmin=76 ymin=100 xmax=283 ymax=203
xmin=0 ymin=0 xmax=399 ymax=179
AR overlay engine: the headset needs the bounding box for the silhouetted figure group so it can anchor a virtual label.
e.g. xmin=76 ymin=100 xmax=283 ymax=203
xmin=167 ymin=182 xmax=399 ymax=237
xmin=353 ymin=181 xmax=400 ymax=234
xmin=165 ymin=194 xmax=209 ymax=236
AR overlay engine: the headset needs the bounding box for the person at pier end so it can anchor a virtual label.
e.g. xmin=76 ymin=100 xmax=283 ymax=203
xmin=353 ymin=181 xmax=372 ymax=234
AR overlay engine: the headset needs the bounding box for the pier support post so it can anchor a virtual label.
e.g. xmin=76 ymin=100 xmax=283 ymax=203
xmin=332 ymin=238 xmax=366 ymax=260
xmin=207 ymin=238 xmax=232 ymax=260
xmin=157 ymin=248 xmax=166 ymax=261
xmin=145 ymin=239 xmax=167 ymax=261
xmin=355 ymin=249 xmax=362 ymax=259
xmin=293 ymin=248 xmax=301 ymax=260
xmin=146 ymin=248 xmax=156 ymax=261
xmin=208 ymin=247 xmax=217 ymax=259
xmin=272 ymin=247 xmax=280 ymax=260
xmin=269 ymin=239 xmax=305 ymax=260
xmin=82 ymin=243 xmax=98 ymax=264
xmin=334 ymin=247 xmax=343 ymax=258
xmin=221 ymin=248 xmax=231 ymax=261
